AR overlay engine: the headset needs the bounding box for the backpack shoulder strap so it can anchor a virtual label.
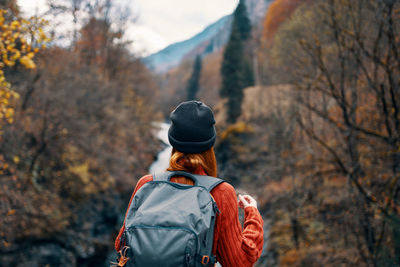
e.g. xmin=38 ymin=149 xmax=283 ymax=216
xmin=153 ymin=171 xmax=224 ymax=192
xmin=193 ymin=174 xmax=224 ymax=192
xmin=152 ymin=171 xmax=170 ymax=182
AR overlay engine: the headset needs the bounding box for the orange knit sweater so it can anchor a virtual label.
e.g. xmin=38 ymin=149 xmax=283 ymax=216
xmin=115 ymin=170 xmax=264 ymax=267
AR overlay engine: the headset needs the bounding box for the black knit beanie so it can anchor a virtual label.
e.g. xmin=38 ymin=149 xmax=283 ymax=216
xmin=168 ymin=101 xmax=216 ymax=154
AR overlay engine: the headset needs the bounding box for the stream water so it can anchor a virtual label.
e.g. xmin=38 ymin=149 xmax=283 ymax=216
xmin=149 ymin=122 xmax=172 ymax=174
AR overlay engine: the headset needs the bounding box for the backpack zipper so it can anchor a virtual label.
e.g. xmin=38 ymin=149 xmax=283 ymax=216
xmin=185 ymin=252 xmax=192 ymax=265
xmin=127 ymin=224 xmax=199 ymax=249
xmin=203 ymin=201 xmax=220 ymax=249
xmin=212 ymin=201 xmax=220 ymax=214
xmin=120 ymin=230 xmax=127 ymax=248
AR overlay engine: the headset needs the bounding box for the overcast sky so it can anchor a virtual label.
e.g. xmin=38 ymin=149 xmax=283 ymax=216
xmin=18 ymin=0 xmax=238 ymax=56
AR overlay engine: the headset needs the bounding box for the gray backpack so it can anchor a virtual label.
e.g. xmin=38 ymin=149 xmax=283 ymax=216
xmin=119 ymin=171 xmax=224 ymax=267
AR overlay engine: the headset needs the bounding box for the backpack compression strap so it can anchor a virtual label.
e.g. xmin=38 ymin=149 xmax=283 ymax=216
xmin=153 ymin=171 xmax=224 ymax=192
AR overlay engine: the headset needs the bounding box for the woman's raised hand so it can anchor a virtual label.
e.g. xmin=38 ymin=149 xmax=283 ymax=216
xmin=238 ymin=194 xmax=258 ymax=209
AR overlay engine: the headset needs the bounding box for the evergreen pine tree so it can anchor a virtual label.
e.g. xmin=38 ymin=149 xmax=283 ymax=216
xmin=243 ymin=60 xmax=255 ymax=88
xmin=233 ymin=0 xmax=252 ymax=40
xmin=221 ymin=24 xmax=244 ymax=123
xmin=220 ymin=0 xmax=254 ymax=123
xmin=186 ymin=55 xmax=202 ymax=100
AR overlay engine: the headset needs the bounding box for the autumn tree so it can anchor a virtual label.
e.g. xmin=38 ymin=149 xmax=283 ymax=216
xmin=262 ymin=0 xmax=305 ymax=42
xmin=264 ymin=0 xmax=400 ymax=265
xmin=0 ymin=7 xmax=48 ymax=187
xmin=0 ymin=2 xmax=160 ymax=265
xmin=0 ymin=8 xmax=47 ymax=124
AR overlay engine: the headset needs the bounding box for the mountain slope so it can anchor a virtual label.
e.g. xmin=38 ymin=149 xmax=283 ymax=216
xmin=145 ymin=0 xmax=272 ymax=74
xmin=144 ymin=15 xmax=231 ymax=74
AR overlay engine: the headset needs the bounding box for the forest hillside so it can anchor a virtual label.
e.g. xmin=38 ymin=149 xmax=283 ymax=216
xmin=0 ymin=1 xmax=161 ymax=265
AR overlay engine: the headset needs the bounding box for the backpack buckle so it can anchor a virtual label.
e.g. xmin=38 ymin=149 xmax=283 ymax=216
xmin=110 ymin=246 xmax=130 ymax=267
xmin=201 ymin=255 xmax=210 ymax=265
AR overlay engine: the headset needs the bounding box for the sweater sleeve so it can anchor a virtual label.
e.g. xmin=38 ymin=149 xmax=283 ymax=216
xmin=114 ymin=174 xmax=153 ymax=251
xmin=214 ymin=183 xmax=264 ymax=267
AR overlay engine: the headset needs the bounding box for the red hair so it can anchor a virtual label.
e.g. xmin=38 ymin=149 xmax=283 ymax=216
xmin=167 ymin=147 xmax=217 ymax=177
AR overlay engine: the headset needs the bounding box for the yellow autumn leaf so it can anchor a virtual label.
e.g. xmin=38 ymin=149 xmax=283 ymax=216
xmin=12 ymin=91 xmax=20 ymax=99
xmin=5 ymin=108 xmax=13 ymax=118
xmin=10 ymin=20 xmax=20 ymax=29
xmin=10 ymin=50 xmax=20 ymax=61
xmin=20 ymin=55 xmax=36 ymax=69
xmin=13 ymin=155 xmax=19 ymax=164
xmin=3 ymin=58 xmax=15 ymax=67
xmin=7 ymin=209 xmax=15 ymax=215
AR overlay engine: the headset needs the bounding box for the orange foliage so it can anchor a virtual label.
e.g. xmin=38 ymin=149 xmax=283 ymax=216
xmin=263 ymin=179 xmax=292 ymax=200
xmin=280 ymin=249 xmax=301 ymax=266
xmin=325 ymin=176 xmax=347 ymax=188
xmin=263 ymin=0 xmax=308 ymax=42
